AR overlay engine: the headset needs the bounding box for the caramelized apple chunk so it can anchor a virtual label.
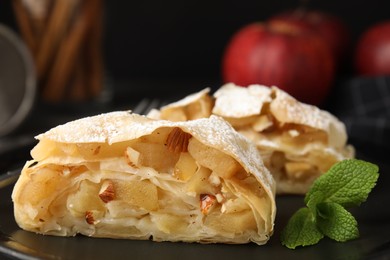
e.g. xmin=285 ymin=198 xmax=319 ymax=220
xmin=152 ymin=213 xmax=189 ymax=234
xmin=221 ymin=197 xmax=250 ymax=214
xmin=204 ymin=209 xmax=257 ymax=233
xmin=67 ymin=180 xmax=105 ymax=218
xmin=173 ymin=152 xmax=198 ymax=181
xmin=130 ymin=142 xmax=180 ymax=173
xmin=18 ymin=165 xmax=70 ymax=206
xmin=187 ymin=138 xmax=241 ymax=179
xmin=113 ymin=179 xmax=158 ymax=211
xmin=186 ymin=166 xmax=216 ymax=195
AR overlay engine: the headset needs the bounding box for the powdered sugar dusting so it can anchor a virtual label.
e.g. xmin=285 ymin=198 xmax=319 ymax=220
xmin=270 ymin=87 xmax=347 ymax=147
xmin=212 ymin=83 xmax=272 ymax=118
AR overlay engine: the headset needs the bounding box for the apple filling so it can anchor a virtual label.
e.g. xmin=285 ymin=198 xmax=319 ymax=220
xmin=16 ymin=127 xmax=264 ymax=242
xmin=219 ymin=112 xmax=330 ymax=187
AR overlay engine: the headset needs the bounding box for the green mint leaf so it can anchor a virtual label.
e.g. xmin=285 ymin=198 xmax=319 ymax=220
xmin=282 ymin=159 xmax=380 ymax=249
xmin=281 ymin=207 xmax=324 ymax=249
xmin=306 ymin=190 xmax=324 ymax=215
xmin=316 ymin=202 xmax=359 ymax=242
xmin=305 ymin=159 xmax=379 ymax=207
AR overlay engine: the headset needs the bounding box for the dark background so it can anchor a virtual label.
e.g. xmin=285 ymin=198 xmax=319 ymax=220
xmin=1 ymin=0 xmax=390 ymax=85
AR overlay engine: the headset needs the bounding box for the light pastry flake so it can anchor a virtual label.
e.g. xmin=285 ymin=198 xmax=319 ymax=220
xmin=150 ymin=83 xmax=354 ymax=194
xmin=12 ymin=112 xmax=276 ymax=245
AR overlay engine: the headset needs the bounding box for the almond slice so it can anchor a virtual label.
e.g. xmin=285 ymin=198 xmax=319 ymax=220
xmin=200 ymin=194 xmax=217 ymax=215
xmin=99 ymin=180 xmax=115 ymax=203
xmin=85 ymin=211 xmax=96 ymax=225
xmin=124 ymin=146 xmax=140 ymax=168
xmin=166 ymin=127 xmax=192 ymax=153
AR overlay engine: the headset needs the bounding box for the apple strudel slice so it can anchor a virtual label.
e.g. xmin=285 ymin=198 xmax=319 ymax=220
xmin=149 ymin=83 xmax=354 ymax=194
xmin=12 ymin=112 xmax=276 ymax=245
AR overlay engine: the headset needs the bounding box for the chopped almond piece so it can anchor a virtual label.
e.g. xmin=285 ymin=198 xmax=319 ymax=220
xmin=99 ymin=180 xmax=115 ymax=203
xmin=166 ymin=127 xmax=192 ymax=153
xmin=200 ymin=194 xmax=217 ymax=215
xmin=125 ymin=146 xmax=140 ymax=168
xmin=85 ymin=211 xmax=95 ymax=225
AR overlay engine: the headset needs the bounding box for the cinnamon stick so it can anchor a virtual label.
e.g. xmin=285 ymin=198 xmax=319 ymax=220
xmin=42 ymin=0 xmax=97 ymax=102
xmin=35 ymin=0 xmax=78 ymax=81
xmin=12 ymin=0 xmax=37 ymax=55
xmin=84 ymin=0 xmax=104 ymax=98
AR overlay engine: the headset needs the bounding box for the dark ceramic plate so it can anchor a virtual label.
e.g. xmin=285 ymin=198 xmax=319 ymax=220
xmin=0 ymin=150 xmax=389 ymax=260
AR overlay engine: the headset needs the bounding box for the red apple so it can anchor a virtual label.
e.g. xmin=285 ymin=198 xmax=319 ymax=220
xmin=355 ymin=21 xmax=390 ymax=76
xmin=268 ymin=9 xmax=350 ymax=65
xmin=222 ymin=22 xmax=335 ymax=105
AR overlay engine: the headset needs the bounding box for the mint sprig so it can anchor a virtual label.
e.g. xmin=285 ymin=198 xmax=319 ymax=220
xmin=281 ymin=159 xmax=379 ymax=249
